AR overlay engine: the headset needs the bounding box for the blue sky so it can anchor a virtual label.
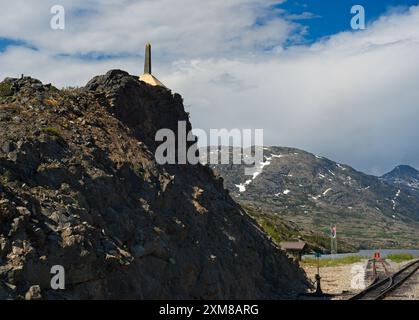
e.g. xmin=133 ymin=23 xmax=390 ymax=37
xmin=279 ymin=0 xmax=419 ymax=43
xmin=0 ymin=39 xmax=29 ymax=52
xmin=1 ymin=0 xmax=419 ymax=174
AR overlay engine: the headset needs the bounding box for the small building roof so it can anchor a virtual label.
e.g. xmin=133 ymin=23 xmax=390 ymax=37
xmin=280 ymin=241 xmax=307 ymax=251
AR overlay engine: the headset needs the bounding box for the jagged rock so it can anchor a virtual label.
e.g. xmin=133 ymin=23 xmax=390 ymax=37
xmin=0 ymin=283 xmax=13 ymax=300
xmin=16 ymin=207 xmax=31 ymax=217
xmin=0 ymin=71 xmax=309 ymax=299
xmin=131 ymin=244 xmax=146 ymax=258
xmin=1 ymin=141 xmax=15 ymax=154
xmin=0 ymin=236 xmax=10 ymax=259
xmin=25 ymin=285 xmax=42 ymax=300
xmin=0 ymin=200 xmax=16 ymax=224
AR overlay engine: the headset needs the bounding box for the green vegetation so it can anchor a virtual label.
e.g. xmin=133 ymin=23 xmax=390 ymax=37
xmin=42 ymin=127 xmax=63 ymax=139
xmin=243 ymin=205 xmax=299 ymax=243
xmin=386 ymin=253 xmax=414 ymax=263
xmin=241 ymin=203 xmax=358 ymax=253
xmin=303 ymin=234 xmax=330 ymax=253
xmin=0 ymin=82 xmax=12 ymax=97
xmin=302 ymin=255 xmax=365 ymax=267
xmin=258 ymin=220 xmax=284 ymax=243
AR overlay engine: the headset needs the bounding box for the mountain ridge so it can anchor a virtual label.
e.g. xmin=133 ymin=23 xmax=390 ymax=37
xmin=381 ymin=164 xmax=419 ymax=193
xmin=202 ymin=146 xmax=419 ymax=250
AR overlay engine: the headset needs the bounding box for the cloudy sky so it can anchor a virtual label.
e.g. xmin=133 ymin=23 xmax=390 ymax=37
xmin=1 ymin=0 xmax=419 ymax=175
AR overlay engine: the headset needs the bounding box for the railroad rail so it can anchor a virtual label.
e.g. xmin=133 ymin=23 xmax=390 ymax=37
xmin=365 ymin=258 xmax=391 ymax=285
xmin=349 ymin=258 xmax=419 ymax=300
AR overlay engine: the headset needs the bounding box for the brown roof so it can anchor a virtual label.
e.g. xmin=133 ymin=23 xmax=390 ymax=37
xmin=280 ymin=241 xmax=307 ymax=251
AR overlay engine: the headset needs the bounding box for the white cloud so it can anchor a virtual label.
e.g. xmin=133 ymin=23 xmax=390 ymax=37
xmin=0 ymin=0 xmax=294 ymax=58
xmin=167 ymin=5 xmax=419 ymax=175
xmin=1 ymin=2 xmax=419 ymax=175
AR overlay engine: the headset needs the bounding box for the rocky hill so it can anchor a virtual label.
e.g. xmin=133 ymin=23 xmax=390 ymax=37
xmin=381 ymin=165 xmax=419 ymax=194
xmin=203 ymin=147 xmax=419 ymax=250
xmin=0 ymin=71 xmax=309 ymax=299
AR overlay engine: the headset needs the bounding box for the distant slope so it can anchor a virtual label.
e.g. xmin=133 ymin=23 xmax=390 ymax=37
xmin=202 ymin=146 xmax=419 ymax=249
xmin=381 ymin=165 xmax=419 ymax=194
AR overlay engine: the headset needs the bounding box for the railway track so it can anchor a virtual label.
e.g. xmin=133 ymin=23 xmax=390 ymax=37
xmin=349 ymin=259 xmax=419 ymax=300
xmin=364 ymin=258 xmax=391 ymax=285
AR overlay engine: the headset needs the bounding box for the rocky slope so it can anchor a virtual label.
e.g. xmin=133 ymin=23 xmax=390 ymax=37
xmin=0 ymin=71 xmax=309 ymax=299
xmin=381 ymin=165 xmax=419 ymax=194
xmin=203 ymin=147 xmax=419 ymax=250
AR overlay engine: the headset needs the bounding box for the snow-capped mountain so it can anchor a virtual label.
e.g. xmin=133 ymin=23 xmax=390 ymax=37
xmin=201 ymin=146 xmax=419 ymax=249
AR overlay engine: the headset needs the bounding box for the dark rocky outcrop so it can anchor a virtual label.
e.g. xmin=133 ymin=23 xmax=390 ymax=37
xmin=0 ymin=71 xmax=309 ymax=299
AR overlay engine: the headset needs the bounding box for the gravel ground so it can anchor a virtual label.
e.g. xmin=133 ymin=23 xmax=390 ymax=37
xmin=302 ymin=259 xmax=418 ymax=300
xmin=302 ymin=260 xmax=368 ymax=299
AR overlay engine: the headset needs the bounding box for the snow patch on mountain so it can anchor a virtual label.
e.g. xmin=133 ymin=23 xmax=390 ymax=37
xmin=235 ymin=157 xmax=272 ymax=192
xmin=336 ymin=163 xmax=346 ymax=170
xmin=322 ymin=188 xmax=333 ymax=196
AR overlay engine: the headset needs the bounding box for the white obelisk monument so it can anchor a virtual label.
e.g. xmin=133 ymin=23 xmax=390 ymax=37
xmin=139 ymin=43 xmax=166 ymax=88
